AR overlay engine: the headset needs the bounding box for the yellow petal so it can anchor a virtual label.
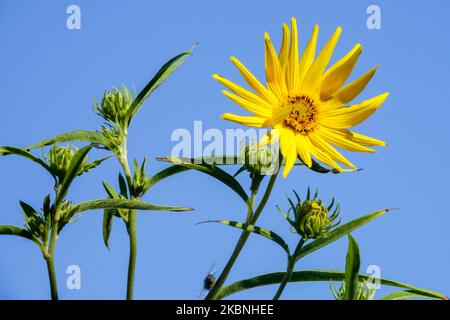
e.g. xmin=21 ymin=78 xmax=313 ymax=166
xmin=322 ymin=92 xmax=389 ymax=128
xmin=299 ymin=24 xmax=319 ymax=86
xmin=259 ymin=129 xmax=280 ymax=146
xmin=280 ymin=131 xmax=297 ymax=177
xmin=230 ymin=56 xmax=278 ymax=105
xmin=326 ymin=129 xmax=386 ymax=147
xmin=222 ymin=90 xmax=272 ymax=118
xmin=295 ymin=134 xmax=312 ymax=167
xmin=309 ymin=143 xmax=343 ymax=171
xmin=318 ymin=127 xmax=376 ymax=153
xmin=222 ymin=113 xmax=268 ymax=128
xmin=286 ymin=17 xmax=300 ymax=95
xmin=212 ymin=74 xmax=274 ymax=111
xmin=309 ymin=133 xmax=355 ymax=168
xmin=320 ymin=44 xmax=362 ymax=100
xmin=265 ymin=33 xmax=287 ymax=99
xmin=332 ymin=66 xmax=378 ymax=104
xmin=278 ymin=23 xmax=291 ymax=72
xmin=283 ymin=145 xmax=297 ymax=178
xmin=302 ymin=27 xmax=342 ymax=93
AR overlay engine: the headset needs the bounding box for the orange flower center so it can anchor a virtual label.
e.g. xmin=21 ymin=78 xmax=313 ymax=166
xmin=283 ymin=95 xmax=319 ymax=135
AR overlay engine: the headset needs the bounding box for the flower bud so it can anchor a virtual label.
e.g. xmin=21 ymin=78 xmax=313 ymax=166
xmin=240 ymin=142 xmax=277 ymax=176
xmin=279 ymin=189 xmax=339 ymax=240
xmin=331 ymin=281 xmax=376 ymax=300
xmin=48 ymin=145 xmax=75 ymax=179
xmin=95 ymin=86 xmax=133 ymax=126
xmin=131 ymin=158 xmax=151 ymax=197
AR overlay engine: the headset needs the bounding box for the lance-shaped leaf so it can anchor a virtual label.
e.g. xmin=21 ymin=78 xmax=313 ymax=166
xmin=343 ymin=235 xmax=361 ymax=300
xmin=118 ymin=173 xmax=128 ymax=198
xmin=217 ymin=270 xmax=448 ymax=300
xmin=102 ymin=181 xmax=127 ymax=220
xmin=200 ymin=220 xmax=290 ymax=255
xmin=69 ymin=198 xmax=193 ymax=216
xmin=157 ymin=157 xmax=249 ymax=203
xmin=127 ymin=48 xmax=193 ymax=123
xmin=0 ymin=146 xmax=54 ymax=176
xmin=295 ymin=209 xmax=393 ymax=262
xmin=56 ymin=145 xmax=93 ymax=204
xmin=103 ymin=209 xmax=114 ymax=250
xmin=25 ymin=130 xmax=111 ymax=150
xmin=81 ymin=155 xmax=112 ymax=175
xmin=0 ymin=225 xmax=34 ymax=240
xmin=379 ymin=290 xmax=442 ymax=300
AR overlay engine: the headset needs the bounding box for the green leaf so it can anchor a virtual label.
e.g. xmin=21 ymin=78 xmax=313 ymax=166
xmin=102 ymin=209 xmax=114 ymax=250
xmin=344 ymin=235 xmax=361 ymax=300
xmin=379 ymin=290 xmax=441 ymax=300
xmin=0 ymin=146 xmax=54 ymax=176
xmin=148 ymin=165 xmax=191 ymax=189
xmin=127 ymin=48 xmax=193 ymax=123
xmin=217 ymin=270 xmax=448 ymax=300
xmin=118 ymin=173 xmax=128 ymax=198
xmin=25 ymin=130 xmax=110 ymax=150
xmin=200 ymin=220 xmax=290 ymax=255
xmin=56 ymin=145 xmax=93 ymax=204
xmin=0 ymin=225 xmax=34 ymax=240
xmin=296 ymin=209 xmax=392 ymax=262
xmin=157 ymin=157 xmax=249 ymax=203
xmin=19 ymin=201 xmax=39 ymax=220
xmin=81 ymin=155 xmax=112 ymax=175
xmin=70 ymin=198 xmax=193 ymax=215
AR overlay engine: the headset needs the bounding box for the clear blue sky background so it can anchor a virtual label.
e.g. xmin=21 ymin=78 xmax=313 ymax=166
xmin=0 ymin=0 xmax=449 ymax=300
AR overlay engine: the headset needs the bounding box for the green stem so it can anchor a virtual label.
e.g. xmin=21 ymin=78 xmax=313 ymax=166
xmin=44 ymin=253 xmax=58 ymax=300
xmin=43 ymin=184 xmax=63 ymax=301
xmin=44 ymin=217 xmax=60 ymax=300
xmin=272 ymin=239 xmax=305 ymax=300
xmin=126 ymin=209 xmax=137 ymax=300
xmin=205 ymin=170 xmax=280 ymax=300
xmin=118 ymin=133 xmax=139 ymax=300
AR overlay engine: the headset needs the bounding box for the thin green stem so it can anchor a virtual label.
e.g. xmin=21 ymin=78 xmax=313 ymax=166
xmin=272 ymin=238 xmax=305 ymax=300
xmin=205 ymin=169 xmax=280 ymax=300
xmin=117 ymin=133 xmax=139 ymax=300
xmin=43 ymin=184 xmax=63 ymax=300
xmin=44 ymin=252 xmax=58 ymax=300
xmin=126 ymin=209 xmax=137 ymax=300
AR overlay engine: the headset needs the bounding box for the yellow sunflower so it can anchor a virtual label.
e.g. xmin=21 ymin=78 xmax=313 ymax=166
xmin=213 ymin=18 xmax=389 ymax=177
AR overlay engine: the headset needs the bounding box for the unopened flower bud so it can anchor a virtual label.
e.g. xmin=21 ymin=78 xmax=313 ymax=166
xmin=240 ymin=142 xmax=276 ymax=176
xmin=331 ymin=281 xmax=376 ymax=300
xmin=131 ymin=158 xmax=151 ymax=197
xmin=279 ymin=189 xmax=340 ymax=240
xmin=95 ymin=86 xmax=133 ymax=126
xmin=48 ymin=145 xmax=75 ymax=179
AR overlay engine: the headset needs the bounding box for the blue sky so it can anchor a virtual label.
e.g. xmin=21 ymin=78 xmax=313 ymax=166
xmin=0 ymin=0 xmax=449 ymax=299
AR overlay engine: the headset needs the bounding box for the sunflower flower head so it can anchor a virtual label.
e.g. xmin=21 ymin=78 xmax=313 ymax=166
xmin=214 ymin=18 xmax=389 ymax=177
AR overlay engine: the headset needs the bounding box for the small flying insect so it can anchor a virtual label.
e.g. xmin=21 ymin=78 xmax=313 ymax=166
xmin=198 ymin=264 xmax=217 ymax=298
